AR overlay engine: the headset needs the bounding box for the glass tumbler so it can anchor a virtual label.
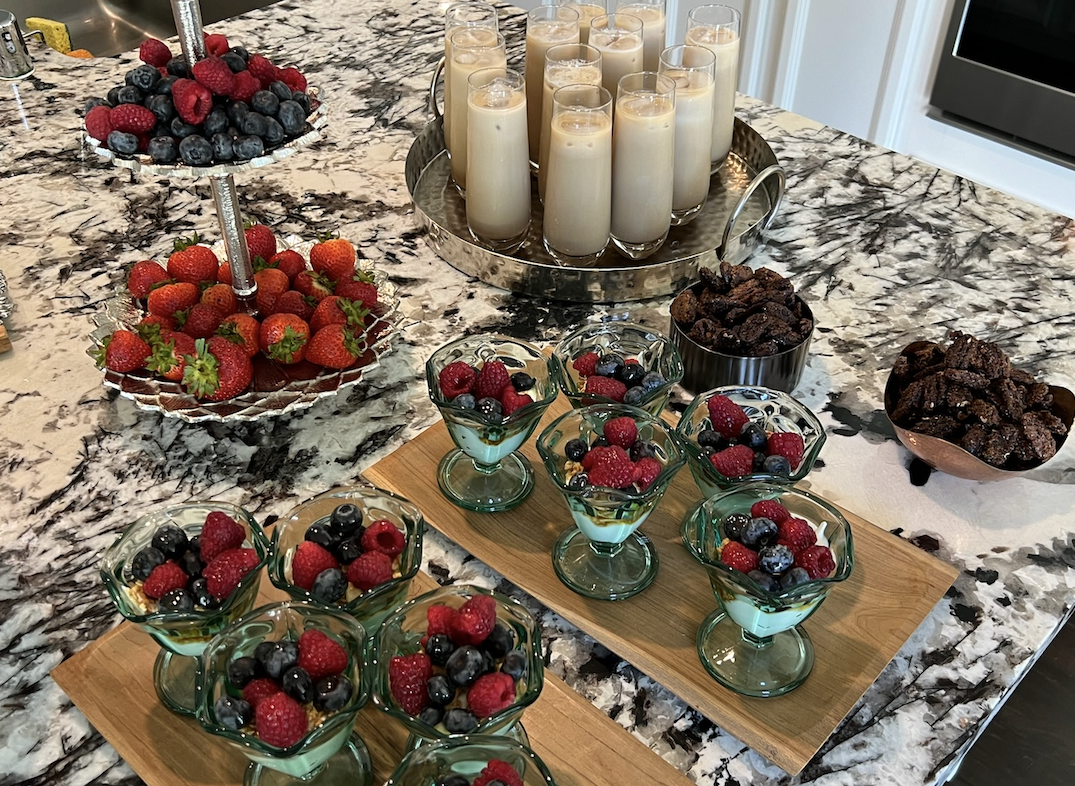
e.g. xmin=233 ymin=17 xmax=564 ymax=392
xmin=524 ymin=4 xmax=580 ymax=165
xmin=587 ymin=13 xmax=644 ymax=97
xmin=448 ymin=28 xmax=506 ymax=194
xmin=616 ymin=0 xmax=666 ymax=72
xmin=538 ymin=43 xmax=602 ymax=202
xmin=555 ymin=0 xmax=607 ymax=45
xmin=443 ymin=2 xmax=499 ymax=156
xmin=660 ymin=44 xmax=716 ymax=225
xmin=685 ymin=4 xmax=741 ymax=171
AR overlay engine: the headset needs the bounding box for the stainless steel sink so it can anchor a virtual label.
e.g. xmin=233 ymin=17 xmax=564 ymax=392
xmin=6 ymin=0 xmax=281 ymax=58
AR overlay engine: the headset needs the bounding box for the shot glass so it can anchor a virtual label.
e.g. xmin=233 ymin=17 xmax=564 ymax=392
xmin=448 ymin=28 xmax=506 ymax=194
xmin=660 ymin=44 xmax=716 ymax=226
xmin=542 ymin=84 xmax=613 ymax=266
xmin=555 ymin=0 xmax=607 ymax=45
xmin=616 ymin=0 xmax=666 ymax=72
xmin=466 ymin=68 xmax=531 ymax=254
xmin=524 ymin=5 xmax=580 ymax=165
xmin=685 ymin=4 xmax=741 ymax=171
xmin=587 ymin=13 xmax=644 ymax=97
xmin=443 ymin=3 xmax=499 ymax=155
xmin=610 ymin=71 xmax=676 ymax=260
xmin=538 ymin=43 xmax=602 ymax=202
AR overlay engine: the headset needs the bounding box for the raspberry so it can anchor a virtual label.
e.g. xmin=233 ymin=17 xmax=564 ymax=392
xmin=500 ymin=388 xmax=533 ymax=416
xmin=636 ymin=456 xmax=663 ymax=490
xmin=706 ymin=394 xmax=751 ymax=439
xmin=473 ymin=760 xmax=524 ymax=786
xmin=720 ymin=541 xmax=759 ymax=574
xmin=475 ymin=360 xmax=511 ymax=400
xmin=767 ymin=432 xmax=806 ymax=470
xmin=360 ymin=519 xmax=406 ymax=557
xmin=388 ymin=653 xmax=432 ymax=715
xmin=346 ymin=550 xmax=393 ymax=591
xmin=203 ymin=547 xmax=260 ymax=599
xmin=585 ymin=445 xmax=641 ymax=490
xmin=795 ymin=545 xmax=836 ymax=579
xmin=142 ymin=560 xmax=188 ymax=599
xmin=278 ymin=67 xmax=308 ymax=93
xmin=450 ymin=594 xmax=497 ymax=646
xmin=110 ymin=104 xmax=156 ymax=134
xmin=466 ymin=672 xmax=516 ymax=718
xmin=255 ymin=691 xmax=308 ymax=748
xmin=139 ymin=38 xmax=172 ymax=68
xmin=297 ymin=629 xmax=349 ymax=681
xmin=750 ymin=499 xmax=791 ymax=524
xmin=602 ymin=416 xmax=638 ymax=448
xmin=438 ymin=360 xmax=476 ymax=399
xmin=192 ymin=55 xmax=236 ymax=96
xmin=708 ymin=445 xmax=755 ymax=478
xmin=291 ymin=541 xmax=339 ymax=590
xmin=572 ymin=351 xmax=599 ymax=377
xmin=203 ymin=33 xmax=230 ymax=57
xmin=426 ymin=604 xmax=456 ymax=638
xmin=247 ymin=54 xmax=279 ymax=88
xmin=777 ymin=517 xmax=817 ymax=554
xmin=230 ymin=70 xmax=261 ymax=103
xmin=84 ymin=105 xmax=113 ymax=141
xmin=200 ymin=510 xmax=246 ymax=563
xmin=242 ymin=677 xmax=279 ymax=710
xmin=584 ymin=374 xmax=627 ymax=402
xmin=171 ymin=78 xmax=213 ymax=125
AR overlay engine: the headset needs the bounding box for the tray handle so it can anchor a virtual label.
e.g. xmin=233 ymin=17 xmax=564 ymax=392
xmin=719 ymin=163 xmax=786 ymax=258
xmin=429 ymin=57 xmax=445 ymax=121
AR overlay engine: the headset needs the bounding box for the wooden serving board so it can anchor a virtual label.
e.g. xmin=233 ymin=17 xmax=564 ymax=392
xmin=52 ymin=574 xmax=693 ymax=786
xmin=364 ymin=398 xmax=960 ymax=775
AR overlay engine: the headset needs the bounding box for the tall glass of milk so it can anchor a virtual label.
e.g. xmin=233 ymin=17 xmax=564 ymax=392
xmin=443 ymin=3 xmax=499 ymax=158
xmin=555 ymin=0 xmax=607 ymax=45
xmin=685 ymin=4 xmax=741 ymax=172
xmin=448 ymin=28 xmax=507 ymax=194
xmin=659 ymin=44 xmax=715 ymax=226
xmin=525 ymin=5 xmax=580 ymax=169
xmin=587 ymin=13 xmax=644 ymax=98
xmin=616 ymin=0 xmax=666 ymax=73
xmin=538 ymin=43 xmax=603 ymax=202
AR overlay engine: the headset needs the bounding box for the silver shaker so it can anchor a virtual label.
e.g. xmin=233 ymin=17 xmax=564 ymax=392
xmin=0 ymin=10 xmax=35 ymax=80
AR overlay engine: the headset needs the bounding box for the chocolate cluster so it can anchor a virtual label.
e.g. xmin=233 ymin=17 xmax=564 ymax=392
xmin=671 ymin=262 xmax=813 ymax=356
xmin=889 ymin=332 xmax=1068 ymax=469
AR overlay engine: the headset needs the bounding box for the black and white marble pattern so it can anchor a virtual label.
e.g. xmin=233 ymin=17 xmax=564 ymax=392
xmin=1 ymin=1 xmax=1074 ymax=784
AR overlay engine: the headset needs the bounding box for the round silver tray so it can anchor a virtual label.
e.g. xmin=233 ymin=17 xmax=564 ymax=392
xmin=406 ymin=116 xmax=784 ymax=303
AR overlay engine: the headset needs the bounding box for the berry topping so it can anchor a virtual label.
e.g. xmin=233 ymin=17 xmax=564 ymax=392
xmin=758 ymin=543 xmax=796 ymax=575
xmin=475 ymin=360 xmax=511 ymax=400
xmin=142 ymin=560 xmax=188 ymax=599
xmin=500 ymin=387 xmax=533 ymax=416
xmin=139 ymin=38 xmax=172 ymax=68
xmin=635 ymin=456 xmax=663 ymax=490
xmin=777 ymin=517 xmax=817 ymax=553
xmin=242 ymin=677 xmax=279 ymax=710
xmin=451 ymin=594 xmax=497 ymax=646
xmin=314 ymin=673 xmax=353 ymax=712
xmin=795 ymin=545 xmax=836 ymax=579
xmin=706 ymin=394 xmax=751 ymax=439
xmin=602 ymin=416 xmax=638 ymax=449
xmin=297 ymin=629 xmax=349 ymax=682
xmin=360 ymin=519 xmax=406 ymax=557
xmin=583 ymin=374 xmax=627 ymax=402
xmin=584 ymin=445 xmax=642 ymax=490
xmin=466 ymin=671 xmax=516 ymax=718
xmin=720 ymin=541 xmax=759 ymax=574
xmin=255 ymin=691 xmax=307 ymax=748
xmin=202 ymin=546 xmax=260 ymax=600
xmin=427 ymin=604 xmax=456 ymax=638
xmin=750 ymin=499 xmax=791 ymax=523
xmin=346 ymin=550 xmax=394 ymax=591
xmin=291 ymin=541 xmax=340 ymax=591
xmin=199 ymin=510 xmax=246 ymax=563
xmin=767 ymin=432 xmax=805 ymax=470
xmin=473 ymin=760 xmax=524 ymax=786
xmin=741 ymin=516 xmax=779 ymax=549
xmin=439 ymin=361 xmax=477 ymax=399
xmin=708 ymin=444 xmax=755 ymax=478
xmin=572 ymin=351 xmax=599 ymax=377
xmin=192 ymin=56 xmax=236 ymax=96
xmin=389 ymin=652 xmax=433 ymax=715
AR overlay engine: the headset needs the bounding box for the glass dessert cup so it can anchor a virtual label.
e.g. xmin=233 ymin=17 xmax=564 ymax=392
xmin=385 ymin=735 xmax=557 ymax=786
xmin=551 ymin=321 xmax=684 ymax=417
xmin=370 ymin=584 xmax=544 ymax=751
xmin=99 ymin=502 xmax=268 ymax=716
xmin=196 ymin=601 xmax=371 ymax=786
xmin=677 ymin=385 xmax=826 ymax=497
xmin=681 ymin=482 xmax=854 ymax=697
xmin=425 ymin=335 xmax=560 ymax=512
xmin=262 ymin=484 xmax=425 ymax=635
xmin=537 ymin=404 xmax=686 ymax=600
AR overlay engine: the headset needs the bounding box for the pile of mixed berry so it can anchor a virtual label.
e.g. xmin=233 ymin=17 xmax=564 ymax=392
xmin=569 ymin=350 xmax=667 ymax=406
xmin=213 ymin=628 xmax=354 ymax=748
xmin=129 ymin=511 xmax=259 ymax=612
xmin=388 ymin=594 xmax=528 ymax=734
xmin=288 ymin=502 xmax=405 ymax=603
xmin=561 ymin=416 xmax=664 ymax=492
xmin=718 ymin=498 xmax=835 ymax=591
xmin=96 ymin=226 xmax=384 ymax=400
xmin=437 ymin=359 xmax=538 ymax=421
xmin=83 ymin=33 xmax=316 ymax=166
xmin=697 ymin=394 xmax=806 ymax=479
xmin=433 ymin=761 xmax=524 ymax=786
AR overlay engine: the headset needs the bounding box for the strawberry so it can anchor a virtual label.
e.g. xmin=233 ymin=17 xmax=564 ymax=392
xmin=586 ymin=445 xmax=642 ymax=490
xmin=309 ymin=234 xmax=356 ymax=282
xmin=270 ymin=290 xmax=315 ymax=321
xmin=203 ymin=546 xmax=260 ymax=599
xmin=475 ymin=360 xmax=510 ymax=400
xmin=255 ymin=692 xmax=307 ymax=748
xmin=259 ymin=313 xmax=311 ymax=364
xmin=334 ymin=274 xmax=378 ymax=307
xmin=706 ymin=394 xmax=751 ymax=439
xmin=720 ymin=541 xmax=759 ymax=574
xmin=148 ymin=281 xmax=200 ymax=317
xmin=306 ymin=324 xmax=365 ymax=369
xmin=192 ymin=55 xmax=235 ymax=96
xmin=146 ymin=329 xmax=196 ymax=381
xmin=602 ymin=416 xmax=638 ymax=449
xmin=127 ymin=260 xmax=170 ymax=299
xmin=473 ymin=761 xmax=523 ymax=786
xmin=467 ymin=672 xmax=516 ymax=718
xmin=767 ymin=432 xmax=806 ymax=470
xmin=201 ymin=282 xmax=238 ymax=316
xmin=247 ymin=53 xmax=279 ymax=88
xmin=389 ymin=653 xmax=432 ymax=716
xmin=171 ymin=78 xmax=213 ymax=125
xmin=217 ymin=313 xmax=261 ymax=358
xmin=110 ymin=104 xmax=156 ymax=134
xmin=182 ymin=336 xmax=254 ymax=400
xmin=278 ymin=66 xmax=307 ymax=93
xmin=96 ymin=330 xmax=151 ymax=373
xmin=217 ymin=260 xmax=232 ymax=285
xmin=254 ymin=267 xmax=291 ymax=313
xmin=360 ymin=520 xmax=406 ymax=557
xmin=245 ymin=223 xmax=277 ymax=263
xmin=168 ymin=234 xmax=219 ymax=284
xmin=292 ymin=541 xmax=340 ymax=591
xmin=708 ymin=444 xmax=755 ymax=478
xmin=178 ymin=302 xmax=225 ymax=339
xmin=203 ymin=33 xmax=230 ymax=57
xmin=451 ymin=594 xmax=497 ymax=646
xmin=200 ymin=510 xmax=246 ymax=564
xmin=229 ymin=70 xmax=261 ymax=103
xmin=138 ymin=313 xmax=177 ymax=332
xmin=795 ymin=544 xmax=836 ymax=579
xmin=267 ymin=249 xmax=306 ymax=284
xmin=297 ymin=629 xmax=349 ymax=682
xmin=84 ymin=105 xmax=113 ymax=141
xmin=500 ymin=388 xmax=532 ymax=416
xmin=572 ymin=351 xmax=599 ymax=377
xmin=293 ymin=269 xmax=335 ymax=302
xmin=750 ymin=499 xmax=791 ymax=524
xmin=309 ymin=296 xmax=368 ymax=334
xmin=139 ymin=38 xmax=172 ymax=68
xmin=439 ymin=361 xmax=477 ymax=399
xmin=583 ymin=374 xmax=626 ymax=402
xmin=346 ymin=550 xmax=393 ymax=590
xmin=636 ymin=456 xmax=663 ymax=490
xmin=142 ymin=560 xmax=189 ymax=599
xmin=777 ymin=517 xmax=817 ymax=554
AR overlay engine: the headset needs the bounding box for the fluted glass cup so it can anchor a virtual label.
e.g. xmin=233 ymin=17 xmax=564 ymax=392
xmin=660 ymin=44 xmax=716 ymax=225
xmin=385 ymin=736 xmax=557 ymax=786
xmin=685 ymin=4 xmax=741 ymax=172
xmin=681 ymin=482 xmax=854 ymax=697
xmin=587 ymin=13 xmax=643 ymax=97
xmin=555 ymin=0 xmax=607 ymax=45
xmin=443 ymin=2 xmax=499 ymax=156
xmin=100 ymin=501 xmax=267 ymax=716
xmin=538 ymin=43 xmax=602 ymax=202
xmin=524 ymin=4 xmax=580 ymax=165
xmin=617 ymin=0 xmax=667 ymax=72
xmin=448 ymin=28 xmax=507 ymax=194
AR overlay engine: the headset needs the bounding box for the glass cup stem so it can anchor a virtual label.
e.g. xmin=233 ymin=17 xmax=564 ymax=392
xmin=472 ymin=457 xmax=503 ymax=474
xmin=741 ymin=628 xmax=773 ymax=648
xmin=588 ymin=540 xmax=624 ymax=559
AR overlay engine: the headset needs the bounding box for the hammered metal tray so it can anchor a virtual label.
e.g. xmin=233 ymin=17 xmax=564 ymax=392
xmin=406 ymin=116 xmax=784 ymax=303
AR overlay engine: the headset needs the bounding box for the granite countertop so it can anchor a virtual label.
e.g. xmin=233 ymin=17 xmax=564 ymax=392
xmin=1 ymin=1 xmax=1074 ymax=784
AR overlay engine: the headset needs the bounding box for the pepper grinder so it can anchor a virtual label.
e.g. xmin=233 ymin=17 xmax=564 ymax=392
xmin=0 ymin=10 xmax=38 ymax=80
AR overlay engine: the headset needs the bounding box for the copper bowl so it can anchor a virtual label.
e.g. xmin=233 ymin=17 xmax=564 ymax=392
xmin=883 ymin=340 xmax=1075 ymax=481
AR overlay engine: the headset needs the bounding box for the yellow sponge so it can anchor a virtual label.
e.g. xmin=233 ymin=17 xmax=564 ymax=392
xmin=25 ymin=17 xmax=72 ymax=54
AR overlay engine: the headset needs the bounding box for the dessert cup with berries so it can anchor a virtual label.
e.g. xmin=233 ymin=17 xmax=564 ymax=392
xmin=264 ymin=485 xmax=424 ymax=634
xmin=385 ymin=736 xmax=557 ymax=786
xmin=196 ymin=601 xmax=371 ymax=786
xmin=536 ymin=404 xmax=686 ymax=600
xmin=681 ymin=482 xmax=854 ymax=697
xmin=677 ymin=386 xmax=826 ymax=496
xmin=100 ymin=501 xmax=268 ymax=716
xmin=426 ymin=335 xmax=559 ymax=512
xmin=551 ymin=322 xmax=684 ymax=417
xmin=370 ymin=585 xmax=544 ymax=751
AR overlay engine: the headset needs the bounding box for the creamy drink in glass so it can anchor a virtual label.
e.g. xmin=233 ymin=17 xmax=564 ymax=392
xmin=466 ymin=68 xmax=531 ymax=253
xmin=543 ymin=84 xmax=614 ymax=265
xmin=587 ymin=14 xmax=644 ymax=98
xmin=685 ymin=4 xmax=741 ymax=171
xmin=616 ymin=0 xmax=666 ymax=73
xmin=538 ymin=43 xmax=602 ymax=202
xmin=610 ymin=72 xmax=676 ymax=259
xmin=443 ymin=3 xmax=498 ymax=157
xmin=555 ymin=0 xmax=607 ymax=45
xmin=448 ymin=28 xmax=506 ymax=194
xmin=525 ymin=5 xmax=580 ymax=167
xmin=659 ymin=44 xmax=715 ymax=225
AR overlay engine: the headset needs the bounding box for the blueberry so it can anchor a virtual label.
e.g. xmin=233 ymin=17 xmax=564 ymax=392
xmin=567 ymin=472 xmax=590 ymax=490
xmin=291 ymin=90 xmax=311 ymax=114
xmin=753 ymin=451 xmax=767 ymax=471
xmin=741 ymin=516 xmax=779 ymax=549
xmin=251 ymin=90 xmax=281 ymax=117
xmin=83 ymin=97 xmax=109 ymax=114
xmin=481 ymin=622 xmax=514 ymax=659
xmin=170 ymin=116 xmax=198 ymax=138
xmin=722 ymin=512 xmax=752 ymax=543
xmin=154 ymin=75 xmax=178 ymax=95
xmin=179 ymin=550 xmax=203 ymax=578
xmin=640 ymin=371 xmax=666 ymax=392
xmin=106 ymin=86 xmax=123 ymax=106
xmin=475 ymin=396 xmax=503 ymax=420
xmin=740 ymin=422 xmax=768 ymax=451
xmin=452 ymin=392 xmax=476 ymax=409
xmin=623 ymin=386 xmax=645 ymax=406
xmin=128 ymin=64 xmax=161 ymax=91
xmin=131 ymin=546 xmax=165 ymax=581
xmin=269 ymin=80 xmax=294 ymax=101
xmin=311 ymin=567 xmax=348 ymax=602
xmin=591 ymin=436 xmax=610 ymax=448
xmin=277 ymin=100 xmax=307 ymax=136
xmin=229 ymin=45 xmax=250 ymax=62
xmin=117 ymin=85 xmax=144 ymax=105
xmin=759 ymin=543 xmax=795 ymax=575
xmin=258 ymin=640 xmax=299 ymax=680
xmin=227 ymin=100 xmax=250 ymax=125
xmin=594 ymin=353 xmax=624 ymax=378
xmin=780 ymin=566 xmax=811 ymax=589
xmin=425 ymin=633 xmax=456 ymax=667
xmin=564 ymin=438 xmax=588 ymax=462
xmin=762 ymin=454 xmax=793 ymax=477
xmin=419 ymin=705 xmax=444 ymax=726
xmin=444 ymin=645 xmax=484 ymax=687
xmin=435 ymin=777 xmax=469 ymax=786
xmin=443 ymin=708 xmax=478 ymax=733
xmin=334 ymin=537 xmax=363 ymax=564
xmin=305 ymin=523 xmax=339 ymax=550
xmin=221 ymin=51 xmax=247 ymax=73
xmin=510 ymin=371 xmax=535 ymax=392
xmin=629 ymin=440 xmax=656 ymax=461
xmin=158 ymin=588 xmax=194 ymax=612
xmin=106 ymin=130 xmax=139 ymax=156
xmin=233 ymin=134 xmax=265 ymax=159
xmin=426 ymin=674 xmax=455 ymax=706
xmin=152 ymin=525 xmax=189 ymax=559
xmin=254 ymin=641 xmax=275 ymax=663
xmin=166 ymin=55 xmax=188 ymax=77
xmin=314 ymin=673 xmax=353 ymax=712
xmin=203 ymin=106 xmax=229 ymax=136
xmin=179 ymin=134 xmax=213 ymax=166
xmin=145 ymin=94 xmax=175 ymax=124
xmin=500 ymin=649 xmax=527 ymax=681
xmin=213 ymin=695 xmax=253 ymax=730
xmin=747 ymin=569 xmax=780 ymax=592
xmin=696 ymin=429 xmax=724 ymax=450
xmin=617 ymin=362 xmax=646 ymax=387
xmin=227 ymin=655 xmax=260 ymax=688
xmin=262 ymin=116 xmax=286 ymax=146
xmin=190 ymin=577 xmax=219 ymax=608
xmin=330 ymin=503 xmax=364 ymax=538
xmin=282 ymin=666 xmax=314 ymax=702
